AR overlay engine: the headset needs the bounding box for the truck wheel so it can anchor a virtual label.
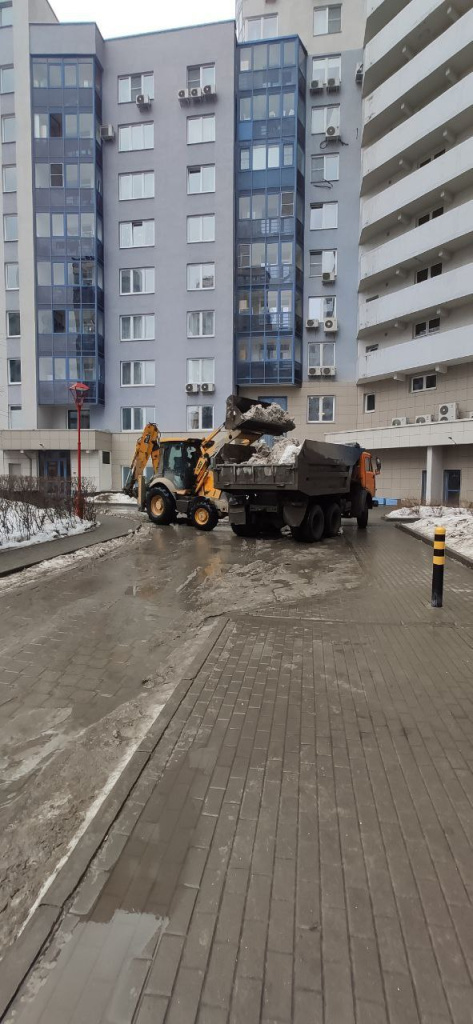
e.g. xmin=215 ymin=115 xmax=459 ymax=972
xmin=303 ymin=504 xmax=325 ymax=543
xmin=231 ymin=523 xmax=258 ymax=537
xmin=324 ymin=502 xmax=342 ymax=538
xmin=189 ymin=499 xmax=219 ymax=532
xmin=357 ymin=506 xmax=369 ymax=530
xmin=146 ymin=486 xmax=176 ymax=525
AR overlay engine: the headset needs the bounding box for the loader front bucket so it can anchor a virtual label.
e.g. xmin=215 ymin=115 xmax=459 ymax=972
xmin=225 ymin=395 xmax=295 ymax=437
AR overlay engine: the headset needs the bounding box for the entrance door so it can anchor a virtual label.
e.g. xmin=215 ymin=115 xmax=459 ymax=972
xmin=443 ymin=469 xmax=461 ymax=506
xmin=421 ymin=470 xmax=427 ymax=505
xmin=39 ymin=451 xmax=71 ymax=485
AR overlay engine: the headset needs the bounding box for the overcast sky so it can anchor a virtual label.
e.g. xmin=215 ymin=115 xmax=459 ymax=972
xmin=50 ymin=0 xmax=235 ymax=37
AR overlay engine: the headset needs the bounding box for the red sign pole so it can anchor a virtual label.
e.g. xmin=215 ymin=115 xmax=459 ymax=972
xmin=69 ymin=382 xmax=89 ymax=518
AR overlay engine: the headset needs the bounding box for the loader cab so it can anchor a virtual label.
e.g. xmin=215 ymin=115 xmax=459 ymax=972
xmin=157 ymin=440 xmax=201 ymax=492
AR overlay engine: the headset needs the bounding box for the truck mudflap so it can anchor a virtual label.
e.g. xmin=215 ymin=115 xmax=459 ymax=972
xmin=282 ymin=503 xmax=307 ymax=529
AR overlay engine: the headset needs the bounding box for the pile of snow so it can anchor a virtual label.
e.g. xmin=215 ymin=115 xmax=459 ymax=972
xmin=0 ymin=500 xmax=94 ymax=551
xmin=247 ymin=437 xmax=302 ymax=466
xmin=94 ymin=491 xmax=138 ymax=505
xmin=241 ymin=402 xmax=295 ymax=430
xmin=389 ymin=505 xmax=473 ymax=562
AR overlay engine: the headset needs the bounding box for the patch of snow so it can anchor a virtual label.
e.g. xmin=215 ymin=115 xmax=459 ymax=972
xmin=389 ymin=506 xmax=473 ymax=561
xmin=387 ymin=505 xmax=471 ymax=521
xmin=93 ymin=491 xmax=138 ymax=505
xmin=247 ymin=437 xmax=302 ymax=466
xmin=0 ymin=501 xmax=94 ymax=551
xmin=241 ymin=402 xmax=295 ymax=430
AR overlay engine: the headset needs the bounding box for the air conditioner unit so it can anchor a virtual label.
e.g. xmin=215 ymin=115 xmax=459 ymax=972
xmin=306 ymin=318 xmax=319 ymax=329
xmin=438 ymin=402 xmax=458 ymax=421
xmin=322 ymin=271 xmax=336 ymax=283
xmin=308 ymin=366 xmax=319 ymax=376
xmin=201 ymin=382 xmax=215 ymax=393
xmin=327 ymin=76 xmax=340 ymax=91
xmin=325 ymin=125 xmax=340 ymax=140
xmin=100 ymin=124 xmax=115 ymax=141
xmin=392 ymin=417 xmax=408 ymax=426
xmin=190 ymin=87 xmax=201 ymax=98
xmin=178 ymin=88 xmax=190 ymax=100
xmin=202 ymin=84 xmax=215 ymax=97
xmin=415 ymin=414 xmax=433 ymax=424
xmin=324 ymin=317 xmax=338 ymax=332
xmin=322 ymin=366 xmax=336 ymax=376
xmin=310 ymin=79 xmax=323 ymax=93
xmin=186 ymin=382 xmax=200 ymax=394
xmin=136 ymin=94 xmax=151 ymax=109
xmin=355 ymin=63 xmax=363 ymax=84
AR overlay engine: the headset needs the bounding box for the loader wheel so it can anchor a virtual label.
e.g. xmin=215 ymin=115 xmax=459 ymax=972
xmin=231 ymin=523 xmax=258 ymax=537
xmin=303 ymin=503 xmax=325 ymax=543
xmin=324 ymin=502 xmax=342 ymax=538
xmin=146 ymin=486 xmax=175 ymax=525
xmin=189 ymin=499 xmax=219 ymax=532
xmin=357 ymin=506 xmax=369 ymax=530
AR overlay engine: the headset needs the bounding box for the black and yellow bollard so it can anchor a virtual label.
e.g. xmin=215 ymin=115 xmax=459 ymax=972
xmin=431 ymin=526 xmax=446 ymax=608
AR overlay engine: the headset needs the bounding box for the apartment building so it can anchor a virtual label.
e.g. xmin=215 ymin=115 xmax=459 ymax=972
xmin=326 ymin=0 xmax=473 ymax=504
xmin=0 ymin=2 xmax=234 ymax=488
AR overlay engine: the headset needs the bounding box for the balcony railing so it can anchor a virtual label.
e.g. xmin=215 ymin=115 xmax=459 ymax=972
xmin=236 ymin=359 xmax=302 ymax=386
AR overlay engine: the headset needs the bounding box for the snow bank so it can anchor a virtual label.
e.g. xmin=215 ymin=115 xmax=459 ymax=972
xmin=241 ymin=402 xmax=295 ymax=429
xmin=247 ymin=437 xmax=302 ymax=466
xmin=94 ymin=492 xmax=138 ymax=505
xmin=0 ymin=500 xmax=94 ymax=551
xmin=387 ymin=505 xmax=459 ymax=520
xmin=389 ymin=505 xmax=473 ymax=562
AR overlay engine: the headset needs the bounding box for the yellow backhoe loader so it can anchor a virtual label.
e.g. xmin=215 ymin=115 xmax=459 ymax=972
xmin=123 ymin=395 xmax=295 ymax=531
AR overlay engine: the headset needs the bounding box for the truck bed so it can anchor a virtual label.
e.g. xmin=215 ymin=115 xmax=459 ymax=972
xmin=215 ymin=439 xmax=363 ymax=499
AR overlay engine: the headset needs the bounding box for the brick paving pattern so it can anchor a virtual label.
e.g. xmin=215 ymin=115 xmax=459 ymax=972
xmin=5 ymin=521 xmax=473 ymax=1023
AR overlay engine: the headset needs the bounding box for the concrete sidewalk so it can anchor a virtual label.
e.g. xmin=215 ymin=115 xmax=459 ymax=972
xmin=4 ymin=521 xmax=473 ymax=1024
xmin=0 ymin=511 xmax=143 ymax=576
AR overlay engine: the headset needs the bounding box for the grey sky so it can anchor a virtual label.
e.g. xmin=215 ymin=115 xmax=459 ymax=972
xmin=50 ymin=0 xmax=235 ymax=37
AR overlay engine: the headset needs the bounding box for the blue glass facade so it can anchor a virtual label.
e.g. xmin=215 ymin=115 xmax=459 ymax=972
xmin=31 ymin=56 xmax=104 ymax=406
xmin=235 ymin=36 xmax=306 ymax=387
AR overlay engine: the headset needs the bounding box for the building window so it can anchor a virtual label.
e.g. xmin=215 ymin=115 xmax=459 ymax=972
xmin=187 ymin=358 xmax=215 ymax=385
xmin=0 ymin=3 xmax=13 ymax=27
xmin=1 ymin=114 xmax=15 ymax=143
xmin=411 ymin=374 xmax=437 ymax=393
xmin=187 ymin=263 xmax=215 ymax=290
xmin=187 ymin=311 xmax=215 ymax=338
xmin=9 ymin=405 xmax=21 ymax=428
xmin=187 ymin=214 xmax=215 ymax=243
xmin=187 ymin=64 xmax=216 ymax=90
xmin=415 ymin=263 xmax=442 ymax=283
xmin=118 ymin=171 xmax=155 ymax=200
xmin=118 ymin=123 xmax=154 ymax=152
xmin=311 ymin=154 xmax=339 ymax=182
xmin=414 ymin=318 xmax=440 ymax=337
xmin=312 ymin=55 xmax=342 ymax=84
xmin=121 ymin=406 xmax=156 ymax=431
xmin=8 ymin=358 xmax=21 ymax=384
xmin=120 ymin=314 xmax=155 ymax=341
xmin=418 ymin=149 xmax=445 ymax=168
xmin=187 ymin=115 xmax=216 ymax=145
xmin=243 ymin=14 xmax=278 ymax=40
xmin=6 ymin=310 xmax=20 ymax=337
xmin=0 ymin=65 xmax=14 ymax=93
xmin=35 ymin=162 xmax=64 ymax=188
xmin=308 ymin=296 xmax=336 ymax=320
xmin=3 ymin=213 xmax=17 ymax=241
xmin=187 ymin=405 xmax=214 ymax=430
xmin=364 ymin=393 xmax=376 ymax=413
xmin=67 ymin=410 xmax=90 ymax=429
xmin=102 ymin=451 xmax=111 ymax=465
xmin=187 ymin=165 xmax=215 ymax=195
xmin=308 ymin=342 xmax=335 ymax=370
xmin=310 ymin=202 xmax=338 ymax=229
xmin=5 ymin=262 xmax=18 ymax=289
xmin=119 ymin=219 xmax=155 ymax=248
xmin=121 ymin=360 xmax=155 ymax=386
xmin=119 ymin=267 xmax=155 ymax=294
xmin=309 ymin=250 xmax=337 ymax=277
xmin=118 ymin=73 xmax=154 ymax=103
xmin=311 ymin=105 xmax=340 ymax=135
xmin=418 ymin=207 xmax=444 ymax=226
xmin=366 ymin=343 xmax=378 ymax=353
xmin=2 ymin=164 xmax=16 ymax=192
xmin=313 ymin=5 xmax=342 ymax=34
xmin=307 ymin=396 xmax=335 ymax=422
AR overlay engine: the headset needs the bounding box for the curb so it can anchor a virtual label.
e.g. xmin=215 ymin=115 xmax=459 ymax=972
xmin=395 ymin=522 xmax=473 ymax=571
xmin=0 ymin=615 xmax=229 ymax=1020
xmin=0 ymin=517 xmax=140 ymax=579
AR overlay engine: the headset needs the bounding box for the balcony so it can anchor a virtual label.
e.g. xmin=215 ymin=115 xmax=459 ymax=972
xmin=365 ymin=0 xmax=411 ymax=45
xmin=236 ymin=312 xmax=303 ymax=334
xmin=359 ymin=262 xmax=473 ymax=335
xmin=236 ymin=359 xmax=302 ymax=386
xmin=360 ymin=138 xmax=473 ymax=241
xmin=360 ymin=200 xmax=473 ymax=289
xmin=361 ymin=72 xmax=473 ymax=194
xmin=357 ymin=323 xmax=473 ymax=382
xmin=363 ymin=11 xmax=473 ymax=145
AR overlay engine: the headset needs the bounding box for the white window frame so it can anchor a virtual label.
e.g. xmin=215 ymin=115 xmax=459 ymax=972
xmin=410 ymin=373 xmax=437 ymax=393
xmin=187 ymin=165 xmax=215 ymax=195
xmin=414 ymin=318 xmax=440 ymax=338
xmin=1 ymin=115 xmax=15 ymax=143
xmin=118 ymin=72 xmax=154 ymax=103
xmin=118 ymin=123 xmax=154 ymax=152
xmin=187 ymin=115 xmax=216 ymax=145
xmin=0 ymin=3 xmax=13 ymax=27
xmin=187 ymin=214 xmax=215 ymax=243
xmin=0 ymin=65 xmax=14 ymax=94
xmin=6 ymin=310 xmax=20 ymax=337
xmin=311 ymin=153 xmax=339 ymax=182
xmin=186 ymin=405 xmax=214 ymax=431
xmin=307 ymin=395 xmax=335 ymax=423
xmin=120 ymin=360 xmax=155 ymax=387
xmin=309 ymin=249 xmax=337 ymax=277
xmin=186 ymin=357 xmax=215 ymax=385
xmin=310 ymin=202 xmax=338 ymax=229
xmin=313 ymin=5 xmax=342 ymax=35
xmin=5 ymin=262 xmax=18 ymax=289
xmin=308 ymin=296 xmax=336 ymax=320
xmin=187 ymin=310 xmax=215 ymax=338
xmin=243 ymin=14 xmax=278 ymax=40
xmin=7 ymin=357 xmax=21 ymax=384
xmin=308 ymin=341 xmax=335 ymax=369
xmin=119 ymin=267 xmax=155 ymax=295
xmin=118 ymin=171 xmax=155 ymax=201
xmin=311 ymin=105 xmax=340 ymax=135
xmin=187 ymin=263 xmax=215 ymax=291
xmin=187 ymin=64 xmax=216 ymax=90
xmin=121 ymin=406 xmax=156 ymax=432
xmin=312 ymin=55 xmax=342 ymax=84
xmin=364 ymin=393 xmax=376 ymax=413
xmin=120 ymin=314 xmax=155 ymax=341
xmin=2 ymin=164 xmax=16 ymax=193
xmin=119 ymin=219 xmax=155 ymax=248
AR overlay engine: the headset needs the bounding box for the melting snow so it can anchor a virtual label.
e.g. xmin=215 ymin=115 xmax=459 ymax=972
xmin=0 ymin=501 xmax=94 ymax=551
xmin=388 ymin=505 xmax=473 ymax=561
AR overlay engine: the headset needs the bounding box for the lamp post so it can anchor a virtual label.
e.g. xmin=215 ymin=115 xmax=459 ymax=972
xmin=69 ymin=382 xmax=89 ymax=518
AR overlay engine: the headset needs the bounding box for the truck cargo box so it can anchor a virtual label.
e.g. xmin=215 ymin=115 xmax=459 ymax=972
xmin=215 ymin=439 xmax=363 ymax=499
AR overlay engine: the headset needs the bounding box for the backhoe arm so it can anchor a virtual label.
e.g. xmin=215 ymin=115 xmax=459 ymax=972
xmin=122 ymin=423 xmax=161 ymax=496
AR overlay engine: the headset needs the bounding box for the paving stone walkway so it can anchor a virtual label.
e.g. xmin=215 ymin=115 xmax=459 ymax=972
xmin=4 ymin=520 xmax=473 ymax=1024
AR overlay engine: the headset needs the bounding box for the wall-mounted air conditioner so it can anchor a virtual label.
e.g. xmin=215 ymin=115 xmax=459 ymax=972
xmin=201 ymin=382 xmax=215 ymax=393
xmin=325 ymin=125 xmax=340 ymax=141
xmin=306 ymin=318 xmax=319 ymax=329
xmin=202 ymin=84 xmax=216 ymax=98
xmin=392 ymin=416 xmax=408 ymax=426
xmin=355 ymin=63 xmax=363 ymax=84
xmin=308 ymin=366 xmax=320 ymax=376
xmin=322 ymin=271 xmax=336 ymax=283
xmin=322 ymin=366 xmax=336 ymax=376
xmin=100 ymin=124 xmax=115 ymax=141
xmin=136 ymin=94 xmax=151 ymax=109
xmin=189 ymin=87 xmax=201 ymax=99
xmin=438 ymin=402 xmax=458 ymax=421
xmin=310 ymin=79 xmax=323 ymax=93
xmin=327 ymin=76 xmax=340 ymax=91
xmin=186 ymin=382 xmax=199 ymax=393
xmin=178 ymin=88 xmax=190 ymax=101
xmin=415 ymin=414 xmax=432 ymax=424
xmin=324 ymin=317 xmax=338 ymax=332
